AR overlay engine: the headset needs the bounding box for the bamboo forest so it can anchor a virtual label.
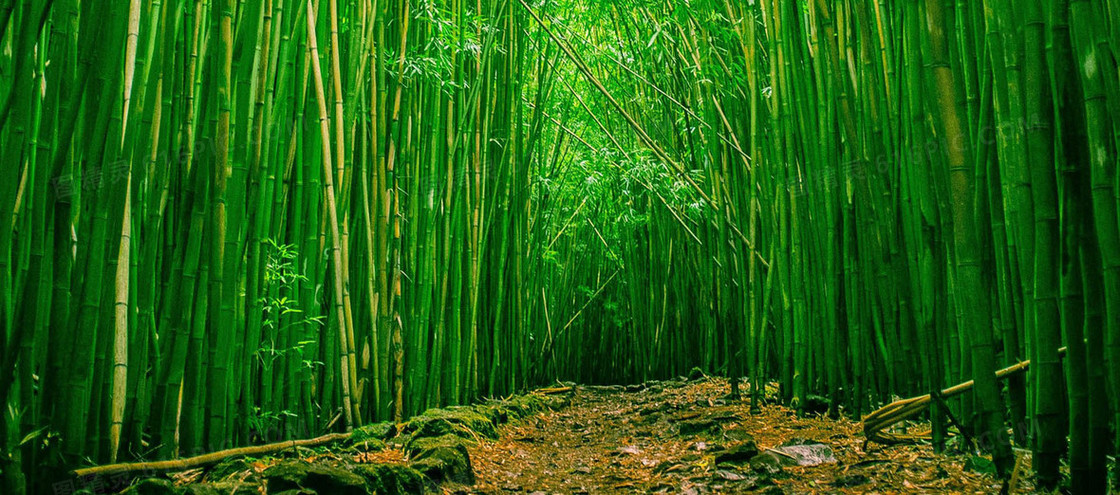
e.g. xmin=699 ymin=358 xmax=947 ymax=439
xmin=2 ymin=0 xmax=1120 ymax=493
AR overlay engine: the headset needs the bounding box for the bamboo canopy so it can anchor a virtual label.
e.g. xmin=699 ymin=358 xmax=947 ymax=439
xmin=1 ymin=0 xmax=1118 ymax=493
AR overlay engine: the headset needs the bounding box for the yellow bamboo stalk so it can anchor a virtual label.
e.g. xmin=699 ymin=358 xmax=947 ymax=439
xmin=306 ymin=0 xmax=357 ymax=430
xmin=109 ymin=174 xmax=132 ymax=463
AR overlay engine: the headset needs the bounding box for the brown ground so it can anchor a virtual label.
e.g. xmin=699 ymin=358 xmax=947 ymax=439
xmin=465 ymin=378 xmax=1024 ymax=494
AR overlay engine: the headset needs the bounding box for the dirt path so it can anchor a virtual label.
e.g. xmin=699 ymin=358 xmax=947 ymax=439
xmin=467 ymin=379 xmax=1016 ymax=494
xmin=121 ymin=378 xmax=1024 ymax=495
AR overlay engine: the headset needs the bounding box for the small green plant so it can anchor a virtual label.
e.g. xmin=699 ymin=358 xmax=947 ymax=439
xmin=251 ymin=240 xmax=325 ymax=442
xmin=247 ymin=407 xmax=297 ymax=443
xmin=257 ymin=239 xmax=325 ymax=374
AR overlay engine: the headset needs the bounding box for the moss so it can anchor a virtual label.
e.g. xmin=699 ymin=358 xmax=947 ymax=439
xmin=121 ymin=478 xmax=182 ymax=495
xmin=353 ymin=464 xmax=426 ymax=495
xmin=262 ymin=460 xmax=369 ymax=495
xmin=348 ymin=421 xmax=395 ymax=448
xmin=475 ymin=393 xmax=562 ymax=426
xmin=348 ymin=436 xmax=387 ymax=452
xmin=400 ymin=407 xmax=497 ymax=442
xmin=472 ymin=403 xmax=512 ymax=424
xmin=505 ymin=394 xmax=548 ymax=417
xmin=182 ymin=482 xmax=261 ymax=495
xmin=207 ymin=457 xmax=255 ymax=482
xmin=406 ymin=435 xmax=474 ymax=485
xmin=404 ymin=433 xmax=472 ymax=453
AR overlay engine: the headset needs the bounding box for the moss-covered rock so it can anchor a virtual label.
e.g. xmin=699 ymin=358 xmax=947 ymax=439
xmin=714 ymin=440 xmax=760 ymax=465
xmin=404 ymin=433 xmax=476 ymax=454
xmin=262 ymin=460 xmax=369 ymax=495
xmin=405 ymin=434 xmax=475 ymax=485
xmin=400 ymin=407 xmax=496 ymax=442
xmin=472 ymin=403 xmax=512 ymax=425
xmin=207 ymin=457 xmax=256 ymax=482
xmin=722 ymin=426 xmax=755 ymax=443
xmin=121 ymin=478 xmax=182 ymax=495
xmin=750 ymin=452 xmax=785 ymax=476
xmin=353 ymin=464 xmax=426 ymax=495
xmin=349 ymin=421 xmax=395 ymax=449
xmin=677 ymin=418 xmax=717 ymax=436
xmin=474 ymin=394 xmax=551 ymax=425
xmin=504 ymin=394 xmax=547 ymax=417
xmin=183 ymin=482 xmax=261 ymax=495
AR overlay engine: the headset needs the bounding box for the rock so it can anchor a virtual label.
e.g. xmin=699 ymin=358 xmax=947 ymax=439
xmin=831 ymin=473 xmax=870 ymax=488
xmin=677 ymin=418 xmax=717 ymax=436
xmin=714 ymin=440 xmax=760 ymax=465
xmin=722 ymin=427 xmax=754 ymax=442
xmin=749 ymin=452 xmax=784 ymax=476
xmin=121 ymin=478 xmax=181 ymax=495
xmin=353 ymin=464 xmax=425 ymax=495
xmin=772 ymin=439 xmax=837 ymax=467
xmin=406 ymin=434 xmax=474 ymax=485
xmin=687 ymin=367 xmax=706 ymax=381
xmin=799 ymin=395 xmax=831 ymax=415
xmin=714 ymin=470 xmax=749 ymax=481
xmin=401 ymin=407 xmax=497 ymax=442
xmin=263 ymin=460 xmax=369 ymax=495
xmin=616 ymin=445 xmax=642 ymax=456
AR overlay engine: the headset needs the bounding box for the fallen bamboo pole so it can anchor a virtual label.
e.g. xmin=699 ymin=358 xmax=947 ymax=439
xmin=72 ymin=433 xmax=352 ymax=478
xmin=862 ymin=348 xmax=1064 ymax=445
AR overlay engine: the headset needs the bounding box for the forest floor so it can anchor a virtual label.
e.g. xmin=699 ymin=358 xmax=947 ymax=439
xmin=126 ymin=377 xmax=1027 ymax=494
xmin=466 ymin=378 xmax=1019 ymax=494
